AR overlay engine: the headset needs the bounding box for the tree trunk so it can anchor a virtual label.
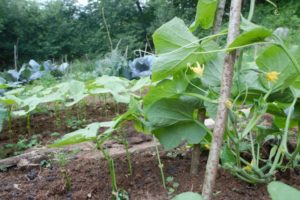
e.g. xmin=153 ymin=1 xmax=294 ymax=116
xmin=212 ymin=0 xmax=227 ymax=34
xmin=201 ymin=0 xmax=242 ymax=199
xmin=190 ymin=108 xmax=206 ymax=175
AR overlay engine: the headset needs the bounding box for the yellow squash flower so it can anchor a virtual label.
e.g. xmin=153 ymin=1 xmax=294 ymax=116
xmin=266 ymin=71 xmax=280 ymax=83
xmin=243 ymin=160 xmax=255 ymax=172
xmin=243 ymin=165 xmax=252 ymax=172
xmin=188 ymin=62 xmax=205 ymax=77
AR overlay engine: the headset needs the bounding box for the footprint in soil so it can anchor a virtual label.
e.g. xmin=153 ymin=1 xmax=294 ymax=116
xmin=27 ymin=169 xmax=38 ymax=181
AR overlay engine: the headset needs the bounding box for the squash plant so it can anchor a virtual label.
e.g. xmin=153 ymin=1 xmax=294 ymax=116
xmin=98 ymin=0 xmax=300 ymax=197
xmin=146 ymin=0 xmax=300 ymax=182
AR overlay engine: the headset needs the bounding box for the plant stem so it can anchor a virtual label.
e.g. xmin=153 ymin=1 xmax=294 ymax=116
xmin=8 ymin=106 xmax=13 ymax=141
xmin=267 ymin=98 xmax=296 ymax=176
xmin=202 ymin=1 xmax=242 ymax=199
xmin=26 ymin=113 xmax=31 ymax=136
xmin=190 ymin=109 xmax=206 ymax=175
xmin=101 ymin=147 xmax=118 ymax=193
xmin=247 ymin=0 xmax=256 ymax=21
xmin=62 ymin=170 xmax=72 ymax=191
xmin=123 ymin=137 xmax=132 ymax=175
xmin=153 ymin=136 xmax=166 ymax=189
xmin=183 ymin=93 xmax=218 ymax=104
xmin=288 ymin=120 xmax=300 ymax=166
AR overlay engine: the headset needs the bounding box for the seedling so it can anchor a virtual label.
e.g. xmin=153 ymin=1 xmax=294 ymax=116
xmin=56 ymin=152 xmax=72 ymax=192
xmin=166 ymin=176 xmax=180 ymax=196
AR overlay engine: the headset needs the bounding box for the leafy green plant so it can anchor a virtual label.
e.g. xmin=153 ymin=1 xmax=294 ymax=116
xmin=0 ymin=135 xmax=39 ymax=158
xmin=28 ymin=1 xmax=300 ymax=199
xmin=166 ymin=176 xmax=180 ymax=196
xmin=66 ymin=116 xmax=86 ymax=130
xmin=40 ymin=159 xmax=52 ymax=169
xmin=95 ymin=48 xmax=131 ymax=79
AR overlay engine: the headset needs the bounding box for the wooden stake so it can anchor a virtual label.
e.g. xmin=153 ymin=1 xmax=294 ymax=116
xmin=190 ymin=109 xmax=206 ymax=175
xmin=201 ymin=0 xmax=242 ymax=199
xmin=213 ymin=0 xmax=227 ymax=34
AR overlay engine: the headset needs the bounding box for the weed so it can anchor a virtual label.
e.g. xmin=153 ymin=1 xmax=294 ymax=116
xmin=66 ymin=116 xmax=86 ymax=130
xmin=166 ymin=176 xmax=179 ymax=196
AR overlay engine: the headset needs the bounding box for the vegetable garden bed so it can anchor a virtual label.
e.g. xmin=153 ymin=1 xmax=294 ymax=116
xmin=1 ymin=149 xmax=300 ymax=200
xmin=0 ymin=101 xmax=127 ymax=159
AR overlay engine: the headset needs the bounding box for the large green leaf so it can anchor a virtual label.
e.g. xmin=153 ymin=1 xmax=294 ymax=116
xmin=143 ymin=78 xmax=188 ymax=111
xmin=88 ymin=75 xmax=132 ymax=103
xmin=172 ymin=192 xmax=203 ymax=200
xmin=229 ymin=27 xmax=272 ymax=50
xmin=50 ymin=122 xmax=115 ymax=147
xmin=0 ymin=95 xmax=21 ymax=106
xmin=202 ymin=53 xmax=224 ymax=87
xmin=204 ymin=99 xmax=217 ymax=120
xmin=154 ymin=122 xmax=206 ymax=150
xmin=221 ymin=145 xmax=236 ymax=167
xmin=190 ymin=0 xmax=218 ymax=31
xmin=146 ymin=98 xmax=196 ymax=127
xmin=129 ymin=77 xmax=151 ymax=92
xmin=152 ymin=17 xmax=215 ymax=81
xmin=268 ymin=181 xmax=300 ymax=200
xmin=146 ymin=97 xmax=206 ymax=150
xmin=256 ymin=45 xmax=299 ymax=89
xmin=153 ymin=17 xmax=199 ymax=55
xmin=65 ymin=80 xmax=88 ymax=107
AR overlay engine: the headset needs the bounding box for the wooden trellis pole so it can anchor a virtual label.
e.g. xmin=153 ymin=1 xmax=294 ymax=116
xmin=201 ymin=0 xmax=243 ymax=199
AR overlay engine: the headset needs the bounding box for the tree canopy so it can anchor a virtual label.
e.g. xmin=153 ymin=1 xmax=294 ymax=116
xmin=0 ymin=0 xmax=299 ymax=70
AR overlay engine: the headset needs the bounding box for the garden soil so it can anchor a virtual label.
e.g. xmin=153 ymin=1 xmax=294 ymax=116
xmin=1 ymin=149 xmax=300 ymax=200
xmin=1 ymin=103 xmax=300 ymax=200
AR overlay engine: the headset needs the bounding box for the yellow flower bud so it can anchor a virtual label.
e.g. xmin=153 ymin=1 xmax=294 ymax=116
xmin=189 ymin=62 xmax=205 ymax=77
xmin=265 ymin=71 xmax=280 ymax=83
xmin=204 ymin=144 xmax=210 ymax=150
xmin=243 ymin=165 xmax=252 ymax=172
xmin=225 ymin=100 xmax=233 ymax=109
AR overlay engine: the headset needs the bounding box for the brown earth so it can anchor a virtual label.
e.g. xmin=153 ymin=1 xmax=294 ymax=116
xmin=1 ymin=150 xmax=300 ymax=200
xmin=1 ymin=103 xmax=300 ymax=200
xmin=0 ymin=102 xmax=128 ymax=158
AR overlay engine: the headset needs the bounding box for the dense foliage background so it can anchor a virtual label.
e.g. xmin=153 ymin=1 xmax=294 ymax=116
xmin=0 ymin=0 xmax=299 ymax=70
